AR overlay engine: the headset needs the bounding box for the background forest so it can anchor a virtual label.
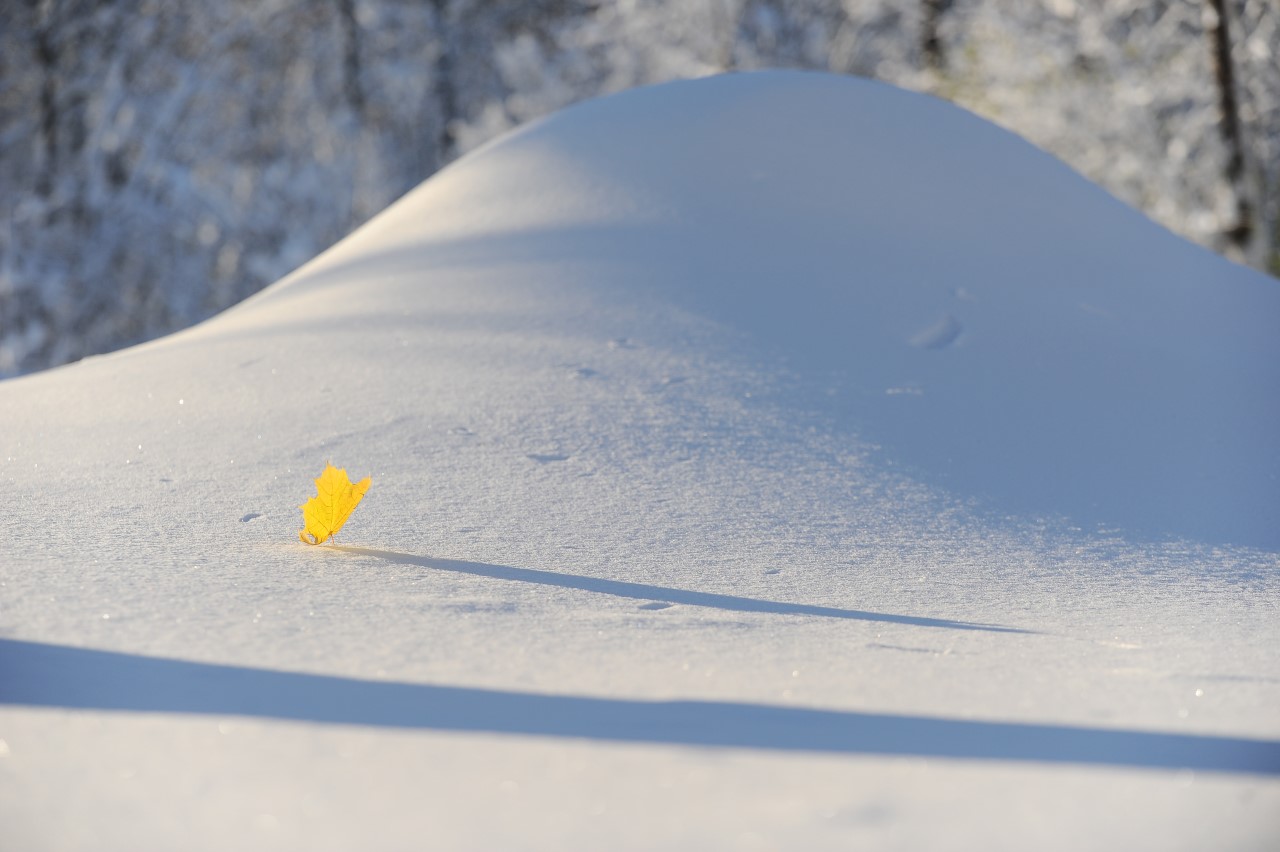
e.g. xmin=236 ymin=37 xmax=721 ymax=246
xmin=2 ymin=0 xmax=1277 ymax=376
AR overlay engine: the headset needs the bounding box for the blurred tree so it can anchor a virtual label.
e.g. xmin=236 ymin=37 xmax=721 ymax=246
xmin=922 ymin=0 xmax=953 ymax=71
xmin=1207 ymin=0 xmax=1253 ymax=252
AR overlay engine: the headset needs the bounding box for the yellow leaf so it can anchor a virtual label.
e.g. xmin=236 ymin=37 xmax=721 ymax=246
xmin=298 ymin=463 xmax=371 ymax=545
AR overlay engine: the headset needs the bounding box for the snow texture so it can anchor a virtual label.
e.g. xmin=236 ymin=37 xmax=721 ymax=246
xmin=2 ymin=72 xmax=1278 ymax=851
xmin=4 ymin=0 xmax=1279 ymax=376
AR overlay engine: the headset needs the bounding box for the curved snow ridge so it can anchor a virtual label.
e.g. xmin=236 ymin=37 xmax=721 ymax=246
xmin=235 ymin=70 xmax=1277 ymax=548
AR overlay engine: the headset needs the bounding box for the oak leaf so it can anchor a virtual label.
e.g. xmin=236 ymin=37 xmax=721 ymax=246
xmin=299 ymin=463 xmax=371 ymax=545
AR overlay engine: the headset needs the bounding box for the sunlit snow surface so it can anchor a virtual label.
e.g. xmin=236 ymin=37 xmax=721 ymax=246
xmin=2 ymin=72 xmax=1278 ymax=851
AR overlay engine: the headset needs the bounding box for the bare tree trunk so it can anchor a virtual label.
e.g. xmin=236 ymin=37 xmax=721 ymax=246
xmin=428 ymin=0 xmax=457 ymax=167
xmin=1207 ymin=0 xmax=1254 ymax=252
xmin=337 ymin=0 xmax=364 ymax=111
xmin=709 ymin=0 xmax=739 ymax=70
xmin=32 ymin=0 xmax=58 ymax=196
xmin=922 ymin=0 xmax=952 ymax=71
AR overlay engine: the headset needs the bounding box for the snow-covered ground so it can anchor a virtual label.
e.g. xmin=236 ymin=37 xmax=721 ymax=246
xmin=2 ymin=71 xmax=1278 ymax=850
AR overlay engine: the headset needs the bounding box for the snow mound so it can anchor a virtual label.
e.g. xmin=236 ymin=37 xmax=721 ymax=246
xmin=235 ymin=70 xmax=1278 ymax=547
xmin=3 ymin=72 xmax=1278 ymax=851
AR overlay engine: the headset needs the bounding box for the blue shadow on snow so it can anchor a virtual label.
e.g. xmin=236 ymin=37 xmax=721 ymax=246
xmin=1 ymin=638 xmax=1277 ymax=776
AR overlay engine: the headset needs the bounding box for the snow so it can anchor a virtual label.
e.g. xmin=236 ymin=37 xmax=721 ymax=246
xmin=2 ymin=71 xmax=1278 ymax=850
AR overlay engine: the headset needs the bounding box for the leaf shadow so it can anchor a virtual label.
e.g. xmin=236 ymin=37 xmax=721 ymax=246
xmin=332 ymin=546 xmax=1034 ymax=635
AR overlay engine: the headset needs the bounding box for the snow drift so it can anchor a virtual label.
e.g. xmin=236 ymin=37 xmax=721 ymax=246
xmin=2 ymin=72 xmax=1278 ymax=851
xmin=245 ymin=69 xmax=1279 ymax=547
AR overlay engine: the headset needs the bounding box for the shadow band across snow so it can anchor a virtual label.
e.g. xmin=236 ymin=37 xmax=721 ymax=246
xmin=333 ymin=547 xmax=1031 ymax=634
xmin=2 ymin=639 xmax=1278 ymax=776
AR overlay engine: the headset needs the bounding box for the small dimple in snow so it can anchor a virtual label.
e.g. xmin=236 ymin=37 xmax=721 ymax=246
xmin=240 ymin=512 xmax=262 ymax=523
xmin=1078 ymin=302 xmax=1115 ymax=319
xmin=868 ymin=642 xmax=942 ymax=655
xmin=638 ymin=602 xmax=674 ymax=611
xmin=527 ymin=453 xmax=570 ymax=464
xmin=649 ymin=375 xmax=687 ymax=394
xmin=909 ymin=313 xmax=963 ymax=349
